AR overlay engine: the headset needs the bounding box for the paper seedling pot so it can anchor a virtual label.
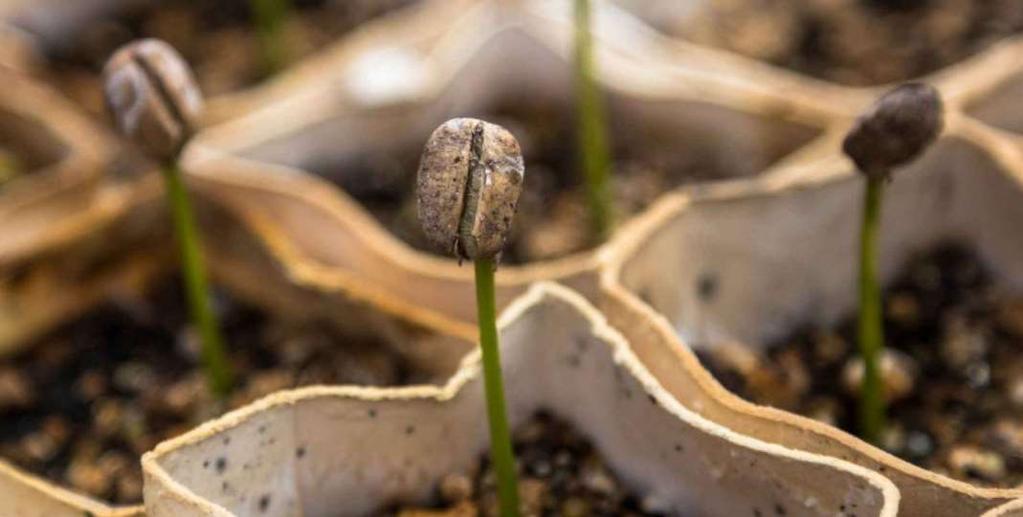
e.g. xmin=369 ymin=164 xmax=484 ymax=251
xmin=143 ymin=283 xmax=899 ymax=516
xmin=601 ymin=74 xmax=1023 ymax=511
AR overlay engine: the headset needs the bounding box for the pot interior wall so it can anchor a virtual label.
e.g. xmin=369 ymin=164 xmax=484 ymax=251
xmin=618 ymin=135 xmax=1023 ymax=349
xmin=966 ymin=69 xmax=1023 ymax=135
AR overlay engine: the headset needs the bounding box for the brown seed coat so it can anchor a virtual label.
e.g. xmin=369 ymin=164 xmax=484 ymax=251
xmin=103 ymin=39 xmax=203 ymax=164
xmin=417 ymin=118 xmax=524 ymax=261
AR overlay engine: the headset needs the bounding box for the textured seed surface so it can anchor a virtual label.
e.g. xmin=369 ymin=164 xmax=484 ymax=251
xmin=417 ymin=118 xmax=524 ymax=261
xmin=103 ymin=39 xmax=203 ymax=163
xmin=843 ymin=82 xmax=944 ymax=179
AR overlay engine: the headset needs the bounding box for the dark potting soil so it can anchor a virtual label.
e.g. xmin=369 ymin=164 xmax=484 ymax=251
xmin=674 ymin=0 xmax=1023 ymax=86
xmin=44 ymin=0 xmax=418 ymax=116
xmin=0 ymin=275 xmax=424 ymax=504
xmin=697 ymin=243 xmax=1023 ymax=487
xmin=388 ymin=411 xmax=666 ymax=517
xmin=331 ymin=98 xmax=733 ymax=265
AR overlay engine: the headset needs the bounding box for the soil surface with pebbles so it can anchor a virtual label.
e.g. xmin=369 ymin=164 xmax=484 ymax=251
xmin=666 ymin=0 xmax=1023 ymax=86
xmin=391 ymin=411 xmax=664 ymax=517
xmin=698 ymin=243 xmax=1023 ymax=487
xmin=0 ymin=275 xmax=426 ymax=504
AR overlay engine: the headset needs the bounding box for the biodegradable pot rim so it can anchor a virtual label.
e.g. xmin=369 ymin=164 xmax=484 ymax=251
xmin=142 ymin=282 xmax=901 ymax=516
xmin=984 ymin=498 xmax=1023 ymax=517
xmin=0 ymin=459 xmax=142 ymax=517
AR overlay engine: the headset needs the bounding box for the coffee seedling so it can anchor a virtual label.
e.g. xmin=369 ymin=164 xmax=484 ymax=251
xmin=842 ymin=82 xmax=943 ymax=444
xmin=104 ymin=39 xmax=234 ymax=397
xmin=418 ymin=118 xmax=524 ymax=516
xmin=251 ymin=0 xmax=291 ymax=76
xmin=574 ymin=0 xmax=614 ymax=241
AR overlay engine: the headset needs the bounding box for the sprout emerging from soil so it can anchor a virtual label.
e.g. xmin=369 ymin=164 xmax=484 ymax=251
xmin=250 ymin=0 xmax=291 ymax=76
xmin=418 ymin=118 xmax=524 ymax=516
xmin=104 ymin=39 xmax=234 ymax=398
xmin=574 ymin=0 xmax=614 ymax=242
xmin=842 ymin=82 xmax=943 ymax=444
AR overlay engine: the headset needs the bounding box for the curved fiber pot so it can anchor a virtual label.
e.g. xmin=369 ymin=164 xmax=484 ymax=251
xmin=0 ymin=73 xmax=133 ymax=352
xmin=602 ymin=50 xmax=1023 ymax=514
xmin=143 ymin=282 xmax=899 ymax=516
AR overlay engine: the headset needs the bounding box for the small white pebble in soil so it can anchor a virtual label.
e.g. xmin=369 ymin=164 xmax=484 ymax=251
xmin=991 ymin=419 xmax=1023 ymax=460
xmin=74 ymin=370 xmax=107 ymax=401
xmin=113 ymin=361 xmax=157 ymax=394
xmin=886 ymin=292 xmax=920 ymax=325
xmin=841 ymin=348 xmax=917 ymax=402
xmin=20 ymin=431 xmax=58 ymax=462
xmin=905 ymin=431 xmax=934 ymax=458
xmin=561 ymin=497 xmax=590 ymax=517
xmin=92 ymin=400 xmax=124 ymax=439
xmin=0 ymin=367 xmax=34 ymax=409
xmin=439 ymin=473 xmax=473 ymax=503
xmin=948 ymin=446 xmax=1006 ymax=481
xmin=68 ymin=459 xmax=111 ymax=496
xmin=1006 ymin=377 xmax=1023 ymax=408
xmin=996 ymin=299 xmax=1023 ymax=337
xmin=581 ymin=460 xmax=617 ymax=495
xmin=941 ymin=315 xmax=989 ymax=368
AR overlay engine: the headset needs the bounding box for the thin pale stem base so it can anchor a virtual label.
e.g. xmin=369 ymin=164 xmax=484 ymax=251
xmin=858 ymin=176 xmax=886 ymax=444
xmin=474 ymin=258 xmax=521 ymax=517
xmin=165 ymin=163 xmax=234 ymax=398
xmin=574 ymin=0 xmax=614 ymax=242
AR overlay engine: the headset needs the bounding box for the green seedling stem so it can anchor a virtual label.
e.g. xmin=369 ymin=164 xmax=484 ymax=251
xmin=474 ymin=257 xmax=521 ymax=517
xmin=574 ymin=0 xmax=614 ymax=242
xmin=251 ymin=0 xmax=290 ymax=76
xmin=164 ymin=162 xmax=234 ymax=397
xmin=857 ymin=174 xmax=885 ymax=444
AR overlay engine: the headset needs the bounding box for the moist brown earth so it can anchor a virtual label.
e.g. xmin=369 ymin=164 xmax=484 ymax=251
xmin=389 ymin=411 xmax=666 ymax=517
xmin=330 ymin=98 xmax=735 ymax=265
xmin=698 ymin=243 xmax=1023 ymax=487
xmin=674 ymin=0 xmax=1023 ymax=86
xmin=0 ymin=275 xmax=430 ymax=504
xmin=43 ymin=0 xmax=417 ymax=116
